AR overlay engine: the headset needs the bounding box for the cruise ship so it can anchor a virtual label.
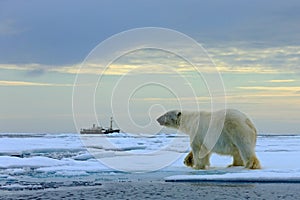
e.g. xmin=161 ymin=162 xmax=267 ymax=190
xmin=80 ymin=117 xmax=120 ymax=134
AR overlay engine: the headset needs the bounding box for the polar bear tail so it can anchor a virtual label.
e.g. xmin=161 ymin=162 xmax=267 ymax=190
xmin=245 ymin=118 xmax=257 ymax=137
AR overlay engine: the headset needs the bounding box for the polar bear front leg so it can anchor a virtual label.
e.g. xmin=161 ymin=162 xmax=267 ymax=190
xmin=192 ymin=146 xmax=211 ymax=170
xmin=184 ymin=151 xmax=194 ymax=167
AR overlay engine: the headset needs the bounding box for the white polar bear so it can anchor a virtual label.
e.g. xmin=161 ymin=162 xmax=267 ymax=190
xmin=157 ymin=109 xmax=261 ymax=170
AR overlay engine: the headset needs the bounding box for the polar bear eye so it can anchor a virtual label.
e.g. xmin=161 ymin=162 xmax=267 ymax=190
xmin=177 ymin=112 xmax=181 ymax=117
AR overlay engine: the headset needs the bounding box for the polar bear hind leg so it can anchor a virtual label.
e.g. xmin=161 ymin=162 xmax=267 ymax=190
xmin=245 ymin=154 xmax=261 ymax=169
xmin=237 ymin=143 xmax=261 ymax=169
xmin=228 ymin=150 xmax=244 ymax=167
xmin=225 ymin=118 xmax=261 ymax=169
xmin=230 ymin=132 xmax=261 ymax=169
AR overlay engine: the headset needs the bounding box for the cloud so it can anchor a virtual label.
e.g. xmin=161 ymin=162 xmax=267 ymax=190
xmin=1 ymin=44 xmax=300 ymax=76
xmin=0 ymin=80 xmax=72 ymax=87
xmin=238 ymin=86 xmax=300 ymax=92
xmin=216 ymin=63 xmax=280 ymax=74
xmin=132 ymin=96 xmax=210 ymax=102
xmin=266 ymin=79 xmax=296 ymax=83
xmin=0 ymin=19 xmax=24 ymax=36
xmin=209 ymin=45 xmax=300 ymax=74
xmin=0 ymin=63 xmax=42 ymax=71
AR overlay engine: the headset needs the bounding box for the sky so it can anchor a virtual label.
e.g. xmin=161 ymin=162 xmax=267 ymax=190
xmin=0 ymin=0 xmax=299 ymax=133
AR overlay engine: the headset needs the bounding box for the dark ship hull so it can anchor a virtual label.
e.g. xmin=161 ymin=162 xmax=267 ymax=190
xmin=103 ymin=129 xmax=120 ymax=134
xmin=80 ymin=129 xmax=120 ymax=134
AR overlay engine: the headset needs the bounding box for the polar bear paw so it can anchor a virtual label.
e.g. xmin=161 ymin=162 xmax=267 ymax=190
xmin=245 ymin=156 xmax=261 ymax=169
xmin=184 ymin=151 xmax=194 ymax=167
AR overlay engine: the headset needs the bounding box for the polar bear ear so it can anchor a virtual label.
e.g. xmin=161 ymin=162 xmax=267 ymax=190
xmin=177 ymin=111 xmax=181 ymax=118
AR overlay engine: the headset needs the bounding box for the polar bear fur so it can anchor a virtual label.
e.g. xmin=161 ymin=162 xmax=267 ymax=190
xmin=157 ymin=109 xmax=261 ymax=170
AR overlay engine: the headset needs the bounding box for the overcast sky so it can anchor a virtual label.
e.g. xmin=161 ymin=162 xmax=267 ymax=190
xmin=0 ymin=0 xmax=299 ymax=133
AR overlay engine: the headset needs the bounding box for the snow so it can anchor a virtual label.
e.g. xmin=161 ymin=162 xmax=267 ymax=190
xmin=0 ymin=133 xmax=84 ymax=157
xmin=0 ymin=133 xmax=300 ymax=189
xmin=0 ymin=156 xmax=64 ymax=168
xmin=165 ymin=135 xmax=300 ymax=182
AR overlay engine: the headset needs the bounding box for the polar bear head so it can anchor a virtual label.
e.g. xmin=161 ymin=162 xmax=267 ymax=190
xmin=157 ymin=110 xmax=181 ymax=129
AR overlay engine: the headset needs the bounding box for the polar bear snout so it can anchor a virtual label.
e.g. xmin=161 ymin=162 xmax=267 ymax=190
xmin=156 ymin=115 xmax=165 ymax=125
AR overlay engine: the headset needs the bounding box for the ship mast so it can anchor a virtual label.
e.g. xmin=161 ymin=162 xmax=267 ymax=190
xmin=110 ymin=117 xmax=113 ymax=130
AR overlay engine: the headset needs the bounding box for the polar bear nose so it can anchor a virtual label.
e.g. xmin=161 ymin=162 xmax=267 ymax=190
xmin=157 ymin=116 xmax=165 ymax=125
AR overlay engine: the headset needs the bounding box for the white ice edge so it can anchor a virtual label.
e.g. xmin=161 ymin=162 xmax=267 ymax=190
xmin=165 ymin=169 xmax=300 ymax=183
xmin=165 ymin=174 xmax=300 ymax=183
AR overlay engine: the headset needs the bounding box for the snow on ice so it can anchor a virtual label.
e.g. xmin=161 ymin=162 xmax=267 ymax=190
xmin=0 ymin=132 xmax=300 ymax=190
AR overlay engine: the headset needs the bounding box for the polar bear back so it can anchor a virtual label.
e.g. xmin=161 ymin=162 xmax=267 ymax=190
xmin=179 ymin=109 xmax=257 ymax=151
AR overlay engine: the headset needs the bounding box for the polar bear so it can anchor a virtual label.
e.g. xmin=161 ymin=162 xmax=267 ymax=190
xmin=157 ymin=109 xmax=261 ymax=170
